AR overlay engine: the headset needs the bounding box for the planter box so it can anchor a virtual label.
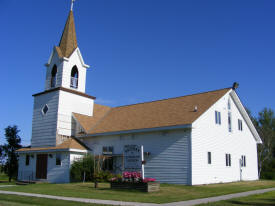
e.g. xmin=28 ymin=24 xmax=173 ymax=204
xmin=110 ymin=182 xmax=160 ymax=192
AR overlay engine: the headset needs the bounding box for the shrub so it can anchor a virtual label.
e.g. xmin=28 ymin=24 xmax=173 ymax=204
xmin=70 ymin=154 xmax=94 ymax=182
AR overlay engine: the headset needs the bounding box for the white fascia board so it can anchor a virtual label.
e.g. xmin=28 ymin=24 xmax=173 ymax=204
xmin=76 ymin=48 xmax=90 ymax=68
xmin=45 ymin=49 xmax=55 ymax=67
xmin=79 ymin=124 xmax=192 ymax=139
xmin=17 ymin=148 xmax=88 ymax=154
xmin=230 ymin=91 xmax=262 ymax=144
xmin=17 ymin=148 xmax=70 ymax=154
xmin=63 ymin=57 xmax=69 ymax=62
xmin=68 ymin=149 xmax=88 ymax=153
xmin=66 ymin=48 xmax=90 ymax=68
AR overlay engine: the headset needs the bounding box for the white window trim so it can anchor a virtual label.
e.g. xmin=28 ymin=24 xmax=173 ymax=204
xmin=41 ymin=104 xmax=49 ymax=116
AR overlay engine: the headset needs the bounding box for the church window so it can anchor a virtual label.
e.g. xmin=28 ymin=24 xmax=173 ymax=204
xmin=215 ymin=111 xmax=221 ymax=125
xmin=228 ymin=98 xmax=231 ymax=110
xmin=207 ymin=152 xmax=211 ymax=164
xmin=225 ymin=153 xmax=231 ymax=167
xmin=42 ymin=104 xmax=49 ymax=115
xmin=228 ymin=112 xmax=232 ymax=132
xmin=102 ymin=146 xmax=113 ymax=155
xmin=51 ymin=65 xmax=57 ymax=88
xmin=26 ymin=154 xmax=30 ymax=166
xmin=238 ymin=119 xmax=243 ymax=131
xmin=56 ymin=153 xmax=61 ymax=166
xmin=70 ymin=66 xmax=79 ymax=89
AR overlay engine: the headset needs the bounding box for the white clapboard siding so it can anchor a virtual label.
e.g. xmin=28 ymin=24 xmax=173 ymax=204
xmin=18 ymin=154 xmax=36 ymax=181
xmin=61 ymin=49 xmax=87 ymax=93
xmin=47 ymin=152 xmax=70 ymax=183
xmin=57 ymin=90 xmax=94 ymax=137
xmin=31 ymin=91 xmax=59 ymax=147
xmin=83 ymin=129 xmax=191 ymax=185
xmin=45 ymin=50 xmax=63 ymax=91
xmin=191 ymin=91 xmax=259 ymax=185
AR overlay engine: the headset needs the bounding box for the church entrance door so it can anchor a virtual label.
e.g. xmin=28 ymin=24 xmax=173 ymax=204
xmin=36 ymin=154 xmax=48 ymax=179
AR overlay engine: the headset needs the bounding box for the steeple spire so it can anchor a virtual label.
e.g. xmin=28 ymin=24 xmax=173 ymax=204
xmin=71 ymin=0 xmax=76 ymax=11
xmin=57 ymin=9 xmax=78 ymax=58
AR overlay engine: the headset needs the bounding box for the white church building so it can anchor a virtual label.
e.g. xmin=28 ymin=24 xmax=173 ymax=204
xmin=17 ymin=8 xmax=262 ymax=185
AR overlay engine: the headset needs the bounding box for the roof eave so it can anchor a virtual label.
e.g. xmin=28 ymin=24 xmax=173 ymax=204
xmin=17 ymin=148 xmax=88 ymax=154
xmin=79 ymin=124 xmax=192 ymax=138
xmin=230 ymin=91 xmax=262 ymax=144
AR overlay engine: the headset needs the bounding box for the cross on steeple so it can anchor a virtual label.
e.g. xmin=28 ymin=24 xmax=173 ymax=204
xmin=71 ymin=0 xmax=76 ymax=11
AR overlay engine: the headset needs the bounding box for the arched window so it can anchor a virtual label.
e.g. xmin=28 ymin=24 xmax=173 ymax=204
xmin=70 ymin=66 xmax=78 ymax=89
xmin=51 ymin=65 xmax=57 ymax=88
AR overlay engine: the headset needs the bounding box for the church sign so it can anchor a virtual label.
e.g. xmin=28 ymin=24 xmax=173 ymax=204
xmin=123 ymin=145 xmax=144 ymax=173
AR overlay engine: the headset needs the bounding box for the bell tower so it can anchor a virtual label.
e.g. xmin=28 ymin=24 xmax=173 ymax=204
xmin=31 ymin=6 xmax=95 ymax=148
xmin=44 ymin=10 xmax=89 ymax=93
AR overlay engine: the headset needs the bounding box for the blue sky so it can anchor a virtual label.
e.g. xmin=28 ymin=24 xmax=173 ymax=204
xmin=1 ymin=0 xmax=274 ymax=146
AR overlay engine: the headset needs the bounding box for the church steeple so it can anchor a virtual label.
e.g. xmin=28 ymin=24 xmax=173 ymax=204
xmin=56 ymin=11 xmax=78 ymax=58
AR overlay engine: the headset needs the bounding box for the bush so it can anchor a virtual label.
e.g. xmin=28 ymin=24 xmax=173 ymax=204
xmin=70 ymin=154 xmax=94 ymax=182
xmin=261 ymin=171 xmax=275 ymax=180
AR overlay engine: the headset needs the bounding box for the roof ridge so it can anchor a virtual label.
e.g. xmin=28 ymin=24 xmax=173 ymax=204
xmin=113 ymin=87 xmax=231 ymax=109
xmin=87 ymin=107 xmax=114 ymax=134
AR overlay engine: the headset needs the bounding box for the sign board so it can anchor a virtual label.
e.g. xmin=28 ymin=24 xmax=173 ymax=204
xmin=124 ymin=145 xmax=142 ymax=170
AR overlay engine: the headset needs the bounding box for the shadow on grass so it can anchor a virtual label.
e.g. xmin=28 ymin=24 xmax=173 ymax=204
xmin=227 ymin=199 xmax=275 ymax=206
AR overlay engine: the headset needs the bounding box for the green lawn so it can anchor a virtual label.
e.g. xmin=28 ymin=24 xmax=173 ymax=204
xmin=199 ymin=190 xmax=275 ymax=206
xmin=0 ymin=194 xmax=106 ymax=206
xmin=0 ymin=180 xmax=275 ymax=203
xmin=0 ymin=173 xmax=15 ymax=185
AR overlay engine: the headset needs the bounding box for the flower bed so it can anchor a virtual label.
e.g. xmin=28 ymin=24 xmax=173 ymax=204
xmin=110 ymin=171 xmax=159 ymax=192
xmin=110 ymin=181 xmax=160 ymax=192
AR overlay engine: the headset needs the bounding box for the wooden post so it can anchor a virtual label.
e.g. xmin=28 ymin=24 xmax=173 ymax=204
xmin=141 ymin=145 xmax=144 ymax=179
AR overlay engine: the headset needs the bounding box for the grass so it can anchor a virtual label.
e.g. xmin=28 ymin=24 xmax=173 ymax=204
xmin=0 ymin=173 xmax=15 ymax=185
xmin=199 ymin=190 xmax=275 ymax=206
xmin=0 ymin=180 xmax=275 ymax=203
xmin=0 ymin=194 xmax=106 ymax=206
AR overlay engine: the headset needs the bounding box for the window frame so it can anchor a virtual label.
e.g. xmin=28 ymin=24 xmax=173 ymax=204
xmin=238 ymin=119 xmax=243 ymax=131
xmin=41 ymin=104 xmax=49 ymax=115
xmin=226 ymin=153 xmax=231 ymax=167
xmin=228 ymin=112 xmax=232 ymax=132
xmin=207 ymin=152 xmax=212 ymax=164
xmin=56 ymin=153 xmax=61 ymax=166
xmin=215 ymin=111 xmax=221 ymax=125
xmin=70 ymin=66 xmax=79 ymax=89
xmin=102 ymin=146 xmax=114 ymax=155
xmin=50 ymin=65 xmax=57 ymax=88
xmin=241 ymin=155 xmax=246 ymax=167
xmin=25 ymin=154 xmax=30 ymax=166
xmin=228 ymin=99 xmax=231 ymax=110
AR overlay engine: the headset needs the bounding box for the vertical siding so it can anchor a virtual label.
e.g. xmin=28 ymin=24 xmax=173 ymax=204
xmin=191 ymin=92 xmax=259 ymax=185
xmin=83 ymin=129 xmax=191 ymax=185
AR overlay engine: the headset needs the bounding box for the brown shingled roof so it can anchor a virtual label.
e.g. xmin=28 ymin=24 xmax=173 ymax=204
xmin=73 ymin=88 xmax=231 ymax=135
xmin=17 ymin=138 xmax=88 ymax=152
xmin=56 ymin=11 xmax=78 ymax=58
xmin=73 ymin=104 xmax=112 ymax=133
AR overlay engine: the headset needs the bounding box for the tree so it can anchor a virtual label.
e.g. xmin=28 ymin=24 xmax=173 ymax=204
xmin=256 ymin=108 xmax=275 ymax=178
xmin=2 ymin=125 xmax=22 ymax=182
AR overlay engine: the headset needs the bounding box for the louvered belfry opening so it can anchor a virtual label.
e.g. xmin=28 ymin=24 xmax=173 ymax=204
xmin=70 ymin=66 xmax=79 ymax=89
xmin=51 ymin=65 xmax=57 ymax=88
